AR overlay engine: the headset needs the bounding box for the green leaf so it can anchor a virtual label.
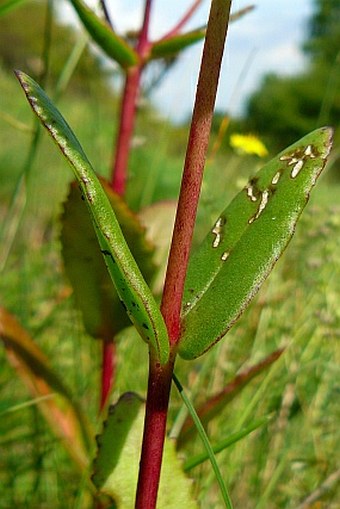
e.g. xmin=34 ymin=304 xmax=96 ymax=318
xmin=149 ymin=6 xmax=255 ymax=60
xmin=0 ymin=0 xmax=28 ymax=16
xmin=16 ymin=70 xmax=169 ymax=365
xmin=0 ymin=306 xmax=91 ymax=468
xmin=69 ymin=0 xmax=138 ymax=69
xmin=150 ymin=29 xmax=205 ymax=60
xmin=179 ymin=128 xmax=333 ymax=360
xmin=61 ymin=180 xmax=156 ymax=341
xmin=92 ymin=393 xmax=199 ymax=509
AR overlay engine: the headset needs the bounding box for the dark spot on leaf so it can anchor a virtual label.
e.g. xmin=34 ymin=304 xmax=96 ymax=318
xmin=120 ymin=300 xmax=127 ymax=312
xmin=142 ymin=323 xmax=149 ymax=330
xmin=249 ymin=176 xmax=259 ymax=186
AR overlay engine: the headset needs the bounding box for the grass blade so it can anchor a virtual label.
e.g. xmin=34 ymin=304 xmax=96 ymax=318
xmin=0 ymin=0 xmax=28 ymax=16
xmin=173 ymin=373 xmax=234 ymax=509
xmin=0 ymin=306 xmax=91 ymax=468
xmin=178 ymin=348 xmax=284 ymax=445
xmin=183 ymin=415 xmax=270 ymax=471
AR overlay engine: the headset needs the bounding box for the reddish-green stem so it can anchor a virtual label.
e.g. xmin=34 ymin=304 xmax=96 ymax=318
xmin=135 ymin=1 xmax=232 ymax=507
xmin=161 ymin=0 xmax=232 ymax=345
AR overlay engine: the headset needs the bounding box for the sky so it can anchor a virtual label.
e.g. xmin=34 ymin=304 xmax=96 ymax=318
xmin=59 ymin=0 xmax=314 ymax=122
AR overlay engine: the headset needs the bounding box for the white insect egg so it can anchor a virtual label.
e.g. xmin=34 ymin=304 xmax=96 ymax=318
xmin=221 ymin=251 xmax=229 ymax=261
xmin=211 ymin=217 xmax=225 ymax=248
xmin=279 ymin=153 xmax=291 ymax=162
xmin=291 ymin=159 xmax=304 ymax=178
xmin=246 ymin=184 xmax=258 ymax=202
xmin=271 ymin=171 xmax=281 ymax=185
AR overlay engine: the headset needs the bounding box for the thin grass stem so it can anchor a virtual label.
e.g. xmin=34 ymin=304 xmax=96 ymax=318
xmin=173 ymin=373 xmax=234 ymax=509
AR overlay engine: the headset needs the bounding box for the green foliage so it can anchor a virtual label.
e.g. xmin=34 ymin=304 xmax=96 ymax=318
xmin=16 ymin=70 xmax=169 ymax=365
xmin=173 ymin=374 xmax=233 ymax=509
xmin=0 ymin=306 xmax=91 ymax=467
xmin=303 ymin=0 xmax=340 ymax=63
xmin=68 ymin=0 xmax=138 ymax=69
xmin=150 ymin=29 xmax=205 ymax=60
xmin=0 ymin=0 xmax=111 ymax=94
xmin=1 ymin=1 xmax=338 ymax=507
xmin=61 ymin=180 xmax=156 ymax=342
xmin=245 ymin=69 xmax=340 ymax=148
xmin=179 ymin=128 xmax=333 ymax=359
xmin=0 ymin=0 xmax=29 ymax=16
xmin=243 ymin=0 xmax=340 ymax=149
xmin=1 ymin=191 xmax=339 ymax=507
xmin=93 ymin=392 xmax=199 ymax=508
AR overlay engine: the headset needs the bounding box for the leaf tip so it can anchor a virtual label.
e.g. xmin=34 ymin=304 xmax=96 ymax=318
xmin=14 ymin=69 xmax=34 ymax=98
xmin=321 ymin=125 xmax=334 ymax=153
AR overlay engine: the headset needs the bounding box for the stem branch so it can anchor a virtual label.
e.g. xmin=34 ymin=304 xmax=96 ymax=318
xmin=110 ymin=66 xmax=141 ymax=194
xmin=160 ymin=0 xmax=203 ymax=41
xmin=110 ymin=0 xmax=152 ymax=194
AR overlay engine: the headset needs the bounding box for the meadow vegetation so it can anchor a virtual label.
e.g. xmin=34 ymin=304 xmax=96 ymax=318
xmin=0 ymin=1 xmax=339 ymax=508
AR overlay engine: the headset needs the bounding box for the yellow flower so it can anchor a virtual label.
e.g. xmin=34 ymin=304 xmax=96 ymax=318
xmin=230 ymin=133 xmax=268 ymax=157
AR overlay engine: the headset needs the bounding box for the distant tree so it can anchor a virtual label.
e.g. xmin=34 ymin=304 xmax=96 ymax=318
xmin=303 ymin=0 xmax=340 ymax=64
xmin=243 ymin=0 xmax=340 ymax=149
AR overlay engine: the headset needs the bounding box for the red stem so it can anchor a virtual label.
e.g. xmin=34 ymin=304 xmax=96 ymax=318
xmin=160 ymin=0 xmax=203 ymax=41
xmin=110 ymin=0 xmax=152 ymax=194
xmin=135 ymin=355 xmax=175 ymax=509
xmin=135 ymin=2 xmax=233 ymax=507
xmin=161 ymin=0 xmax=232 ymax=345
xmin=137 ymin=0 xmax=153 ymax=55
xmin=100 ymin=341 xmax=116 ymax=411
xmin=104 ymin=1 xmax=154 ymax=411
xmin=110 ymin=67 xmax=142 ymax=194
